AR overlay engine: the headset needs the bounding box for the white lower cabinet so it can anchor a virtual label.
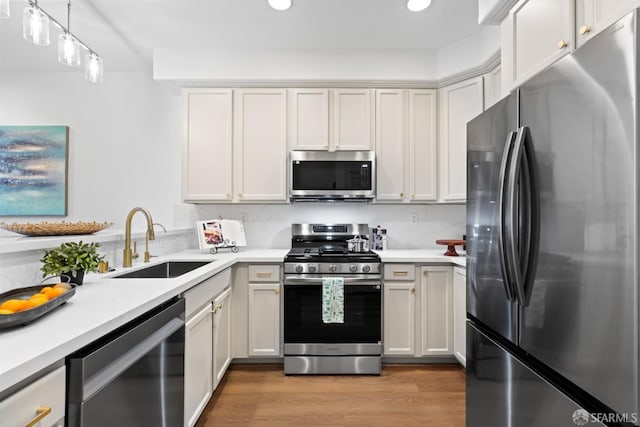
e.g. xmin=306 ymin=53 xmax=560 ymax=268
xmin=0 ymin=365 xmax=65 ymax=427
xmin=213 ymin=287 xmax=233 ymax=389
xmin=383 ymin=282 xmax=416 ymax=355
xmin=184 ymin=304 xmax=213 ymax=427
xmin=248 ymin=283 xmax=281 ymax=356
xmin=420 ymin=266 xmax=454 ymax=356
xmin=453 ymin=266 xmax=467 ymax=367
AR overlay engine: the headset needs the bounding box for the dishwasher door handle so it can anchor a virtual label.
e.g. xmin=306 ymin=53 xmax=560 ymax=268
xmin=82 ymin=317 xmax=183 ymax=400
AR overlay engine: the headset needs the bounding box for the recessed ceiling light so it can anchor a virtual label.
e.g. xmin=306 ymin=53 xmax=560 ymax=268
xmin=407 ymin=0 xmax=432 ymax=12
xmin=268 ymin=0 xmax=292 ymax=11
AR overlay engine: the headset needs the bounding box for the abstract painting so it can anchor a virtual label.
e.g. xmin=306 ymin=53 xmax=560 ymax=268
xmin=0 ymin=126 xmax=69 ymax=216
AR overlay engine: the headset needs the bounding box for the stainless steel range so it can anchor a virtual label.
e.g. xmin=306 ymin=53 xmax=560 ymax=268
xmin=283 ymin=224 xmax=382 ymax=375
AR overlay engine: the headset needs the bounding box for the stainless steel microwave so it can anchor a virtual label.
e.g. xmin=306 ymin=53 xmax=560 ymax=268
xmin=289 ymin=151 xmax=376 ymax=201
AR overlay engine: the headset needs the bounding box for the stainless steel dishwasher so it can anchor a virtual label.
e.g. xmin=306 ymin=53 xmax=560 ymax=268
xmin=66 ymin=297 xmax=185 ymax=427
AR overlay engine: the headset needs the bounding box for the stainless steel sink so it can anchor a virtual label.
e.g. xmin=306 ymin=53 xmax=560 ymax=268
xmin=112 ymin=260 xmax=213 ymax=279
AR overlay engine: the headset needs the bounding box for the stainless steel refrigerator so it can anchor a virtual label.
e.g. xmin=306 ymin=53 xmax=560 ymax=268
xmin=466 ymin=9 xmax=639 ymax=427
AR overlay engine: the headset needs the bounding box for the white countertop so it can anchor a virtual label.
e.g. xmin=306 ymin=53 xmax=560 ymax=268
xmin=0 ymin=247 xmax=464 ymax=396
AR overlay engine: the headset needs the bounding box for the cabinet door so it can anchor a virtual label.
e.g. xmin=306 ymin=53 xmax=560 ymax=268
xmin=235 ymin=89 xmax=287 ymax=201
xmin=288 ymin=89 xmax=329 ymax=150
xmin=510 ymin=0 xmax=574 ymax=85
xmin=420 ymin=266 xmax=453 ymax=355
xmin=0 ymin=366 xmax=66 ymax=427
xmin=183 ymin=89 xmax=233 ymax=202
xmin=453 ymin=267 xmax=466 ymax=367
xmin=375 ymin=89 xmax=405 ymax=201
xmin=483 ymin=66 xmax=503 ymax=110
xmin=213 ymin=287 xmax=232 ymax=389
xmin=408 ymin=89 xmax=438 ymax=202
xmin=576 ymin=0 xmax=640 ymax=47
xmin=383 ymin=282 xmax=416 ymax=355
xmin=184 ymin=304 xmax=213 ymax=427
xmin=248 ymin=283 xmax=281 ymax=356
xmin=332 ymin=89 xmax=374 ymax=151
xmin=438 ymin=77 xmax=484 ymax=202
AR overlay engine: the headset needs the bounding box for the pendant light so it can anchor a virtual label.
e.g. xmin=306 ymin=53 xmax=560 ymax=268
xmin=85 ymin=52 xmax=103 ymax=83
xmin=23 ymin=1 xmax=50 ymax=45
xmin=407 ymin=0 xmax=432 ymax=12
xmin=58 ymin=0 xmax=80 ymax=67
xmin=268 ymin=0 xmax=292 ymax=11
xmin=0 ymin=0 xmax=9 ymax=19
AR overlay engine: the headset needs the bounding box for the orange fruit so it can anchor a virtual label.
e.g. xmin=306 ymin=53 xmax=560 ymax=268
xmin=41 ymin=288 xmax=58 ymax=300
xmin=18 ymin=300 xmax=37 ymax=311
xmin=0 ymin=299 xmax=28 ymax=312
xmin=40 ymin=286 xmax=54 ymax=294
xmin=30 ymin=293 xmax=49 ymax=301
xmin=30 ymin=296 xmax=48 ymax=306
xmin=0 ymin=308 xmax=14 ymax=315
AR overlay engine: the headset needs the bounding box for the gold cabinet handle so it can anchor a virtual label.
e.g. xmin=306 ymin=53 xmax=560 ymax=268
xmin=256 ymin=272 xmax=272 ymax=278
xmin=423 ymin=270 xmax=428 ymax=276
xmin=393 ymin=271 xmax=409 ymax=276
xmin=411 ymin=193 xmax=415 ymax=199
xmin=579 ymin=25 xmax=591 ymax=35
xmin=558 ymin=40 xmax=568 ymax=49
xmin=212 ymin=308 xmax=218 ymax=314
xmin=217 ymin=303 xmax=223 ymax=310
xmin=238 ymin=193 xmax=243 ymax=198
xmin=25 ymin=406 xmax=51 ymax=427
xmin=411 ymin=288 xmax=416 ymax=294
xmin=400 ymin=192 xmax=404 ymax=197
xmin=274 ymin=288 xmax=280 ymax=294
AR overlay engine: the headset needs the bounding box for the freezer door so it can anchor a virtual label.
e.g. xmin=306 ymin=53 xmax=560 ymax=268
xmin=467 ymin=322 xmax=602 ymax=427
xmin=467 ymin=93 xmax=519 ymax=342
xmin=518 ymin=10 xmax=637 ymax=417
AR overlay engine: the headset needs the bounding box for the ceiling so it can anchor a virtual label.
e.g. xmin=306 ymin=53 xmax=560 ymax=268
xmin=0 ymin=0 xmax=485 ymax=72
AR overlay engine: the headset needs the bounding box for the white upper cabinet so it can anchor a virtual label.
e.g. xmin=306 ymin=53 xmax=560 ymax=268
xmin=504 ymin=0 xmax=574 ymax=88
xmin=408 ymin=89 xmax=438 ymax=202
xmin=182 ymin=89 xmax=233 ymax=202
xmin=483 ymin=65 xmax=503 ymax=110
xmin=576 ymin=0 xmax=640 ymax=47
xmin=333 ymin=89 xmax=374 ymax=151
xmin=375 ymin=89 xmax=405 ymax=201
xmin=288 ymin=89 xmax=330 ymax=150
xmin=375 ymin=89 xmax=437 ymax=203
xmin=235 ymin=89 xmax=288 ymax=201
xmin=438 ymin=77 xmax=484 ymax=202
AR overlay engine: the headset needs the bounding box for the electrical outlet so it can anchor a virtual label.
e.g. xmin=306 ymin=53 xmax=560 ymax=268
xmin=410 ymin=213 xmax=418 ymax=224
xmin=241 ymin=212 xmax=249 ymax=223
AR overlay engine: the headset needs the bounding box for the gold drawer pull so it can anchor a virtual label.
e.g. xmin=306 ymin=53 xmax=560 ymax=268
xmin=256 ymin=272 xmax=272 ymax=278
xmin=25 ymin=406 xmax=51 ymax=427
xmin=558 ymin=40 xmax=568 ymax=49
xmin=212 ymin=308 xmax=218 ymax=314
xmin=411 ymin=288 xmax=416 ymax=294
xmin=400 ymin=192 xmax=404 ymax=197
xmin=393 ymin=271 xmax=409 ymax=276
xmin=579 ymin=25 xmax=591 ymax=35
xmin=423 ymin=270 xmax=428 ymax=276
xmin=274 ymin=288 xmax=280 ymax=294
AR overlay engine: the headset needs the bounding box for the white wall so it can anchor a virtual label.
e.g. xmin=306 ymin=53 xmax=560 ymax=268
xmin=0 ymin=71 xmax=184 ymax=233
xmin=436 ymin=26 xmax=501 ymax=80
xmin=188 ymin=203 xmax=466 ymax=250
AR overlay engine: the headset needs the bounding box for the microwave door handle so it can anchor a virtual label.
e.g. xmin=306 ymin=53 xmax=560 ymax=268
xmin=498 ymin=131 xmax=518 ymax=302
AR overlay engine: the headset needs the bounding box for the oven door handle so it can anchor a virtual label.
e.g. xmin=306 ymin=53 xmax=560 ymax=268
xmin=284 ymin=277 xmax=381 ymax=286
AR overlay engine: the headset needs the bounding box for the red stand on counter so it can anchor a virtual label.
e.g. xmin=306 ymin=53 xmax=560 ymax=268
xmin=435 ymin=239 xmax=466 ymax=256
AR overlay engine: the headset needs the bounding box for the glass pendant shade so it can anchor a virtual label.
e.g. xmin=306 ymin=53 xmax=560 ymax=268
xmin=268 ymin=0 xmax=292 ymax=11
xmin=23 ymin=5 xmax=50 ymax=45
xmin=0 ymin=0 xmax=9 ymax=19
xmin=407 ymin=0 xmax=432 ymax=12
xmin=58 ymin=33 xmax=81 ymax=66
xmin=84 ymin=53 xmax=103 ymax=83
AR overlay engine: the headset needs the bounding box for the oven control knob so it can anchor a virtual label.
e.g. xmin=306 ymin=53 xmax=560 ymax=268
xmin=329 ymin=264 xmax=337 ymax=273
xmin=309 ymin=265 xmax=317 ymax=273
xmin=349 ymin=264 xmax=358 ymax=273
xmin=362 ymin=265 xmax=371 ymax=273
xmin=295 ymin=265 xmax=304 ymax=273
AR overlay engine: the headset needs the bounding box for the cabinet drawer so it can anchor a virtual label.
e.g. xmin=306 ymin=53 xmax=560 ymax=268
xmin=0 ymin=366 xmax=65 ymax=427
xmin=248 ymin=265 xmax=280 ymax=282
xmin=384 ymin=264 xmax=416 ymax=281
xmin=184 ymin=268 xmax=232 ymax=318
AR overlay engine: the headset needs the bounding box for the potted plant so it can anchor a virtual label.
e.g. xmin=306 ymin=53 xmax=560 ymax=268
xmin=40 ymin=241 xmax=104 ymax=285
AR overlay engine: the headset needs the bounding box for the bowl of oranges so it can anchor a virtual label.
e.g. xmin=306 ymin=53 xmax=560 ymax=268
xmin=0 ymin=281 xmax=76 ymax=329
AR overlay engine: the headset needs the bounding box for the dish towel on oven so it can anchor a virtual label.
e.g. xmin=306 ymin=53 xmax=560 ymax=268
xmin=322 ymin=277 xmax=344 ymax=323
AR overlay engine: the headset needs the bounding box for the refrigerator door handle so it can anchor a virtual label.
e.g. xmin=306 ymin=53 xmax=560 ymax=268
xmin=507 ymin=126 xmax=540 ymax=306
xmin=497 ymin=130 xmax=518 ymax=302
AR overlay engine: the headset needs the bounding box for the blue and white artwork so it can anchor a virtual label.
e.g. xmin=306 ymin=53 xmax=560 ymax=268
xmin=0 ymin=126 xmax=69 ymax=216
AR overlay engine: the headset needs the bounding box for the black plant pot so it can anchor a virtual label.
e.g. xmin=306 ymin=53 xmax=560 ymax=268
xmin=63 ymin=270 xmax=85 ymax=286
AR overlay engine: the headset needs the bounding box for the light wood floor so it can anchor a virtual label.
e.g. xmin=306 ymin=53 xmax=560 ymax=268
xmin=196 ymin=364 xmax=466 ymax=426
